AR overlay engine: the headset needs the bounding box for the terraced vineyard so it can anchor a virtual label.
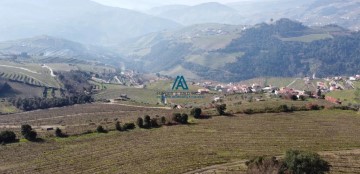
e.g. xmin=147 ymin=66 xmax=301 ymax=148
xmin=0 ymin=109 xmax=360 ymax=173
xmin=0 ymin=62 xmax=61 ymax=88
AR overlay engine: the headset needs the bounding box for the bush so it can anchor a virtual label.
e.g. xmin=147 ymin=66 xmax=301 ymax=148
xmin=123 ymin=123 xmax=136 ymax=130
xmin=96 ymin=125 xmax=107 ymax=133
xmin=172 ymin=113 xmax=182 ymax=122
xmin=291 ymin=95 xmax=298 ymax=101
xmin=172 ymin=113 xmax=188 ymax=124
xmin=144 ymin=115 xmax=151 ymax=128
xmin=136 ymin=117 xmax=144 ymax=128
xmin=0 ymin=131 xmax=16 ymax=144
xmin=55 ymin=128 xmax=68 ymax=138
xmin=180 ymin=113 xmax=188 ymax=124
xmin=190 ymin=108 xmax=202 ymax=118
xmin=278 ymin=105 xmax=291 ymax=112
xmin=21 ymin=124 xmax=37 ymax=141
xmin=281 ymin=150 xmax=331 ymax=174
xmin=115 ymin=121 xmax=122 ymax=131
xmin=150 ymin=118 xmax=160 ymax=128
xmin=216 ymin=104 xmax=227 ymax=115
xmin=160 ymin=116 xmax=166 ymax=125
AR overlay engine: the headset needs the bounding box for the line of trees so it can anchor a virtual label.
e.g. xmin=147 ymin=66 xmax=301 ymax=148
xmin=8 ymin=95 xmax=94 ymax=111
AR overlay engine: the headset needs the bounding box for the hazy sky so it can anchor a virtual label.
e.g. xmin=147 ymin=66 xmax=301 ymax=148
xmin=91 ymin=0 xmax=245 ymax=10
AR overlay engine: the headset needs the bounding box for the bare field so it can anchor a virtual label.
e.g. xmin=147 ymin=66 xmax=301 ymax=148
xmin=1 ymin=109 xmax=360 ymax=173
xmin=0 ymin=103 xmax=173 ymax=136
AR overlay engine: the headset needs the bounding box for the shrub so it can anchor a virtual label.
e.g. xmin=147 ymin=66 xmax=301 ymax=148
xmin=299 ymin=95 xmax=306 ymax=101
xmin=115 ymin=121 xmax=122 ymax=131
xmin=172 ymin=113 xmax=182 ymax=123
xmin=216 ymin=104 xmax=227 ymax=115
xmin=96 ymin=125 xmax=107 ymax=133
xmin=21 ymin=124 xmax=37 ymax=141
xmin=244 ymin=108 xmax=255 ymax=114
xmin=291 ymin=95 xmax=298 ymax=101
xmin=55 ymin=128 xmax=68 ymax=138
xmin=144 ymin=115 xmax=151 ymax=128
xmin=190 ymin=108 xmax=202 ymax=118
xmin=123 ymin=123 xmax=136 ymax=130
xmin=307 ymin=103 xmax=321 ymax=110
xmin=136 ymin=117 xmax=144 ymax=128
xmin=150 ymin=118 xmax=160 ymax=128
xmin=0 ymin=131 xmax=16 ymax=144
xmin=180 ymin=113 xmax=188 ymax=124
xmin=160 ymin=116 xmax=166 ymax=125
xmin=281 ymin=150 xmax=331 ymax=174
xmin=278 ymin=105 xmax=290 ymax=112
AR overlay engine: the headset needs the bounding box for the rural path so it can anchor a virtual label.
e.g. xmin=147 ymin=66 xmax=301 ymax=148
xmin=183 ymin=149 xmax=360 ymax=174
xmin=106 ymin=100 xmax=172 ymax=110
xmin=0 ymin=65 xmax=40 ymax=74
xmin=286 ymin=78 xmax=300 ymax=87
xmin=42 ymin=64 xmax=56 ymax=77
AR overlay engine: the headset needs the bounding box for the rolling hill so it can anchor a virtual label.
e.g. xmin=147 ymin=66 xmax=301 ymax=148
xmin=0 ymin=0 xmax=181 ymax=45
xmin=0 ymin=35 xmax=122 ymax=64
xmin=119 ymin=19 xmax=360 ymax=82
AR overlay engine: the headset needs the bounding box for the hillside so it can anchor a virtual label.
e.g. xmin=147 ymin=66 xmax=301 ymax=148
xmin=228 ymin=0 xmax=360 ymax=31
xmin=147 ymin=2 xmax=244 ymax=26
xmin=120 ymin=19 xmax=360 ymax=82
xmin=0 ymin=35 xmax=123 ymax=64
xmin=0 ymin=0 xmax=181 ymax=45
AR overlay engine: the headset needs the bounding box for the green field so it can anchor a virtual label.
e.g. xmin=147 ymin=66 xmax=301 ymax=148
xmin=280 ymin=34 xmax=333 ymax=43
xmin=0 ymin=61 xmax=61 ymax=88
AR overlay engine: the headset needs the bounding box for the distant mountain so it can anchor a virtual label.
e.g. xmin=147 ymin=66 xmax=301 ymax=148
xmin=119 ymin=19 xmax=360 ymax=82
xmin=0 ymin=0 xmax=181 ymax=45
xmin=147 ymin=2 xmax=244 ymax=25
xmin=0 ymin=35 xmax=123 ymax=64
xmin=294 ymin=0 xmax=360 ymax=31
xmin=228 ymin=0 xmax=360 ymax=31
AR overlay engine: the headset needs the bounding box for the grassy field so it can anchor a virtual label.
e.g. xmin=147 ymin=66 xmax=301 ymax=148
xmin=0 ymin=101 xmax=19 ymax=114
xmin=280 ymin=34 xmax=333 ymax=43
xmin=1 ymin=109 xmax=360 ymax=173
xmin=0 ymin=61 xmax=61 ymax=88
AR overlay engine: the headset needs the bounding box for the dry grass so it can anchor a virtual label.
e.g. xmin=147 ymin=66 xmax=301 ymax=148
xmin=1 ymin=109 xmax=360 ymax=173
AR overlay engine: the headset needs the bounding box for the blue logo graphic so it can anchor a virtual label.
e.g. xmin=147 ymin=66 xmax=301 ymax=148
xmin=172 ymin=76 xmax=189 ymax=90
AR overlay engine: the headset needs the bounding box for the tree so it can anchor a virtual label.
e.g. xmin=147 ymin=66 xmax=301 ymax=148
xmin=180 ymin=113 xmax=188 ymax=124
xmin=21 ymin=124 xmax=37 ymax=141
xmin=0 ymin=131 xmax=16 ymax=144
xmin=291 ymin=95 xmax=298 ymax=101
xmin=115 ymin=121 xmax=122 ymax=131
xmin=136 ymin=117 xmax=144 ymax=128
xmin=160 ymin=116 xmax=166 ymax=125
xmin=172 ymin=113 xmax=182 ymax=123
xmin=96 ymin=125 xmax=107 ymax=133
xmin=216 ymin=104 xmax=227 ymax=115
xmin=281 ymin=150 xmax=330 ymax=174
xmin=190 ymin=108 xmax=202 ymax=118
xmin=55 ymin=128 xmax=67 ymax=138
xmin=150 ymin=118 xmax=159 ymax=128
xmin=144 ymin=115 xmax=151 ymax=128
xmin=123 ymin=123 xmax=136 ymax=130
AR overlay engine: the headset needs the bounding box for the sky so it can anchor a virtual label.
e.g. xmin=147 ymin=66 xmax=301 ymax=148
xmin=91 ymin=0 xmax=246 ymax=10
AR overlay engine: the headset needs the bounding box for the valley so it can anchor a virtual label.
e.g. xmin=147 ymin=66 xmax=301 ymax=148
xmin=0 ymin=0 xmax=360 ymax=173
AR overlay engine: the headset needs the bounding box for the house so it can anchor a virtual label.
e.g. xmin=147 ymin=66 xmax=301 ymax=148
xmin=198 ymin=89 xmax=210 ymax=94
xmin=349 ymin=76 xmax=357 ymax=81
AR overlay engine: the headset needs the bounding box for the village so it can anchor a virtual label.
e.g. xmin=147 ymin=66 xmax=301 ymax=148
xmin=193 ymin=75 xmax=360 ymax=104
